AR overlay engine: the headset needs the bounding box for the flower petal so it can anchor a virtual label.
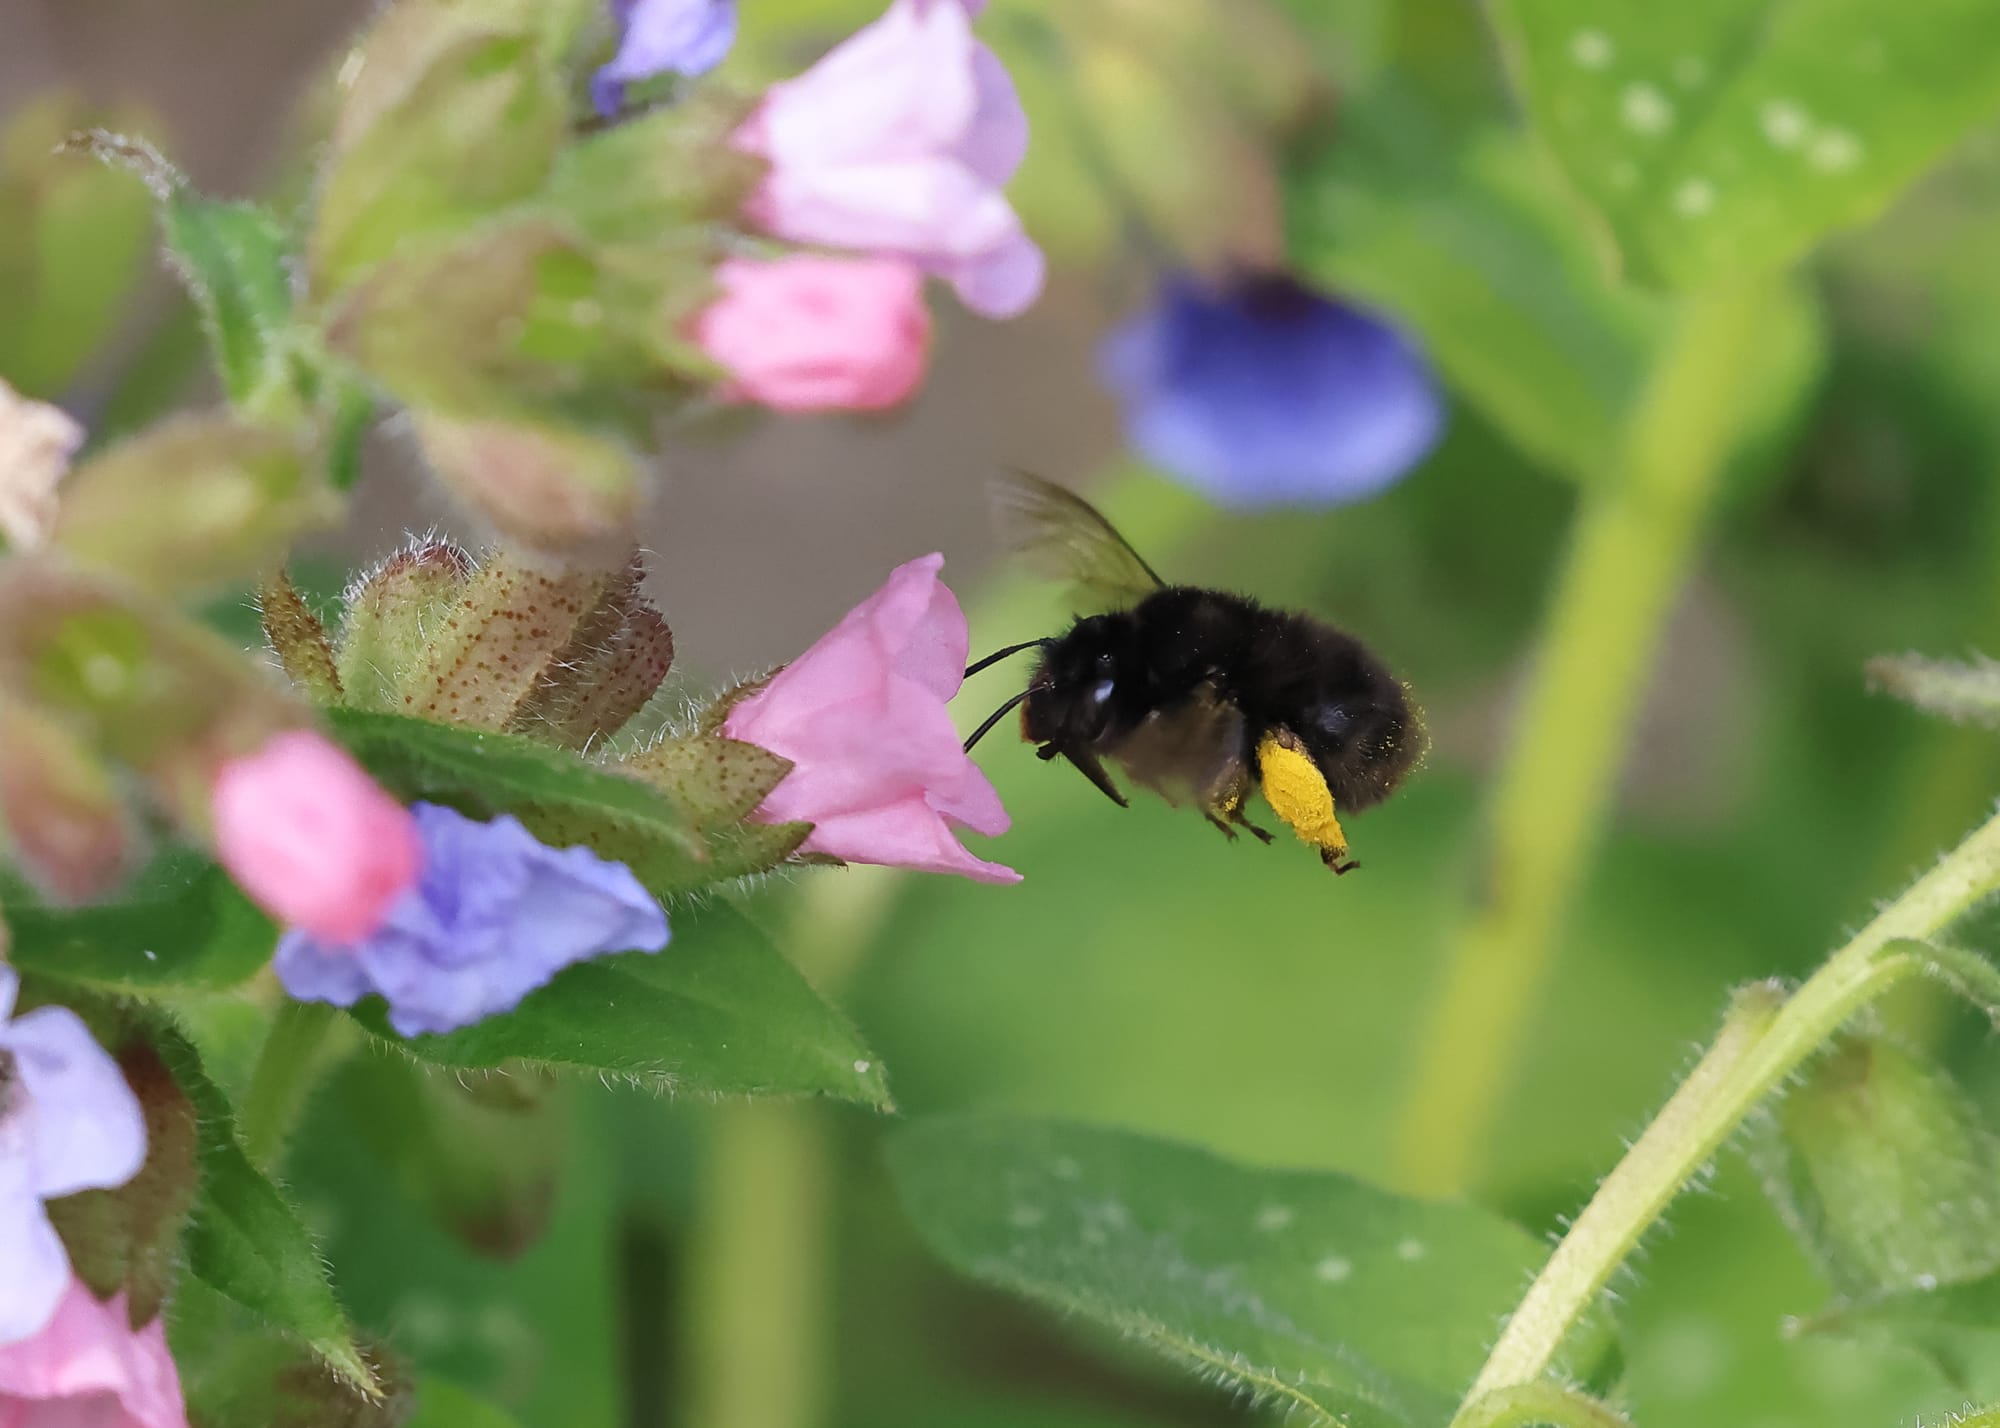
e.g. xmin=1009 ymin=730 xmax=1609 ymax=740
xmin=934 ymin=228 xmax=1045 ymax=319
xmin=275 ymin=804 xmax=670 ymax=1037
xmin=724 ymin=556 xmax=1016 ymax=883
xmin=0 ymin=1278 xmax=189 ymax=1427
xmin=801 ymin=796 xmax=1018 ymax=883
xmin=593 ymin=0 xmax=738 ymax=115
xmin=0 ymin=1120 xmax=69 ymax=1347
xmin=750 ymin=0 xmax=977 ymax=168
xmin=1100 ymin=272 xmax=1444 ymax=509
xmin=6 ymin=1005 xmax=145 ymax=1201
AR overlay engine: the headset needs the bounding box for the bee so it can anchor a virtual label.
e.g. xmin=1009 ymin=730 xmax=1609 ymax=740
xmin=963 ymin=474 xmax=1425 ymax=872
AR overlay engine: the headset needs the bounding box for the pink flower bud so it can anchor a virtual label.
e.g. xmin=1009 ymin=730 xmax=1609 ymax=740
xmin=725 ymin=554 xmax=1017 ymax=883
xmin=695 ymin=256 xmax=932 ymax=413
xmin=209 ymin=729 xmax=420 ymax=942
xmin=0 ymin=1278 xmax=188 ymax=1428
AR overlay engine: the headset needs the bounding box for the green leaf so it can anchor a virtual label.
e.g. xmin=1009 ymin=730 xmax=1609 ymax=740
xmin=4 ymin=859 xmax=276 ymax=993
xmin=0 ymin=96 xmax=154 ymax=397
xmin=886 ymin=1116 xmax=1593 ymax=1428
xmin=150 ymin=1018 xmax=379 ymax=1397
xmin=160 ymin=192 xmax=300 ymax=417
xmin=311 ymin=30 xmax=565 ymax=292
xmin=1792 ymin=1269 xmax=2000 ymax=1390
xmin=1286 ymin=81 xmax=1658 ymax=479
xmin=1489 ymin=0 xmax=2000 ymax=287
xmin=58 ymin=131 xmax=305 ymax=419
xmin=353 ymin=901 xmax=891 ymax=1109
xmin=323 ymin=708 xmax=713 ymax=889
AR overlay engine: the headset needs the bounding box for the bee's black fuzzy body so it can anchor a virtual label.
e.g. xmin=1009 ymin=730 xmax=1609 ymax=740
xmin=1021 ymin=585 xmax=1421 ymax=815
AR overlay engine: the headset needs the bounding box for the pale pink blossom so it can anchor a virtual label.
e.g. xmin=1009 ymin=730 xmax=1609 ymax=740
xmin=724 ymin=554 xmax=1017 ymax=883
xmin=209 ymin=729 xmax=421 ymax=943
xmin=0 ymin=380 xmax=84 ymax=553
xmin=734 ymin=0 xmax=1043 ymax=319
xmin=696 ymin=256 xmax=931 ymax=413
xmin=0 ymin=967 xmax=147 ymax=1346
xmin=0 ymin=1278 xmax=188 ymax=1428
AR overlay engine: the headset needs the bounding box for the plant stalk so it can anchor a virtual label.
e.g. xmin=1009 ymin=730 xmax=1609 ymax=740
xmin=239 ymin=998 xmax=339 ymax=1170
xmin=1395 ymin=282 xmax=1779 ymax=1195
xmin=1455 ymin=803 xmax=2000 ymax=1410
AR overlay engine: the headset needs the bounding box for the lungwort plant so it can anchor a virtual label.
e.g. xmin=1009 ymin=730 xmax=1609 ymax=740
xmin=5 ymin=0 xmax=2000 ymax=1426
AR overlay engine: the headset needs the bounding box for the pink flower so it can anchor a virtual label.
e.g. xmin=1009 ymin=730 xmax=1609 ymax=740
xmin=734 ymin=0 xmax=1044 ymax=320
xmin=209 ymin=729 xmax=421 ymax=943
xmin=0 ymin=1278 xmax=188 ymax=1428
xmin=696 ymin=256 xmax=931 ymax=413
xmin=724 ymin=554 xmax=1018 ymax=883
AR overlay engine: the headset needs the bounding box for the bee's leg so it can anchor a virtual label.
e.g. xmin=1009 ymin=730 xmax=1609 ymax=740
xmin=1231 ymin=806 xmax=1276 ymax=845
xmin=1204 ymin=811 xmax=1239 ymax=841
xmin=1255 ymin=726 xmax=1351 ymax=869
xmin=1062 ymin=744 xmax=1129 ymax=807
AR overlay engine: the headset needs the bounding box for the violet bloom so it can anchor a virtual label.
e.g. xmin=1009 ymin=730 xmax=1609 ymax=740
xmin=1099 ymin=271 xmax=1444 ymax=510
xmin=724 ymin=554 xmax=1017 ymax=883
xmin=734 ymin=0 xmax=1044 ymax=319
xmin=273 ymin=803 xmax=670 ymax=1036
xmin=0 ymin=967 xmax=147 ymax=1345
xmin=593 ymin=0 xmax=737 ymax=115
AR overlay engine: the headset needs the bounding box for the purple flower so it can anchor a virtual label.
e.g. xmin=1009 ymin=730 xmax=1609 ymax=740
xmin=0 ymin=968 xmax=147 ymax=1345
xmin=273 ymin=803 xmax=671 ymax=1037
xmin=593 ymin=0 xmax=738 ymax=116
xmin=1098 ymin=271 xmax=1444 ymax=510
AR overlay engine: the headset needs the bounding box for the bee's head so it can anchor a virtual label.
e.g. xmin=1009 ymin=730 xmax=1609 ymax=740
xmin=1020 ymin=615 xmax=1129 ymax=746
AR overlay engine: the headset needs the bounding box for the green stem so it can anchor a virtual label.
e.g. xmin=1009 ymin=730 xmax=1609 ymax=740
xmin=239 ymin=998 xmax=338 ymax=1170
xmin=682 ymin=1104 xmax=836 ymax=1428
xmin=1454 ymin=1382 xmax=1633 ymax=1428
xmin=1454 ymin=804 xmax=2000 ymax=1411
xmin=1394 ymin=282 xmax=1780 ymax=1195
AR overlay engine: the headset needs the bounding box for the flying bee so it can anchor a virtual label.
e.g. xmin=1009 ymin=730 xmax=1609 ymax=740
xmin=962 ymin=474 xmax=1425 ymax=872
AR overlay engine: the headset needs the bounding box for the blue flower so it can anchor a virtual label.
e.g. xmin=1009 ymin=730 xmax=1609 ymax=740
xmin=273 ymin=803 xmax=670 ymax=1036
xmin=593 ymin=0 xmax=738 ymax=116
xmin=1098 ymin=271 xmax=1444 ymax=510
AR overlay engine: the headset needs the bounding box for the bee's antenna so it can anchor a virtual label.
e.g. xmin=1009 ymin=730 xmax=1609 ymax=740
xmin=964 ymin=639 xmax=1052 ymax=679
xmin=963 ymin=689 xmax=1034 ymax=752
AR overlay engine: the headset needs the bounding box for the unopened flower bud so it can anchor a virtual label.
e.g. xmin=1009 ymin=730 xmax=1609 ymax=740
xmin=1762 ymin=1031 xmax=2000 ymax=1295
xmin=0 ymin=697 xmax=138 ymax=903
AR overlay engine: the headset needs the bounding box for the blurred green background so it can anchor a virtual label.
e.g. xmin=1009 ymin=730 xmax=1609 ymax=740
xmin=11 ymin=0 xmax=2000 ymax=1425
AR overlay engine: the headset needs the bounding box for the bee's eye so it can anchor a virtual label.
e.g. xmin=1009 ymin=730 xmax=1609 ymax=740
xmin=1317 ymin=704 xmax=1354 ymax=737
xmin=1091 ymin=678 xmax=1116 ymax=706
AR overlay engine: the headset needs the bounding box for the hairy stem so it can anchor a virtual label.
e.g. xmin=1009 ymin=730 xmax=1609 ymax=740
xmin=239 ymin=998 xmax=338 ymax=1170
xmin=1395 ymin=282 xmax=1784 ymax=1195
xmin=1455 ymin=1382 xmax=1634 ymax=1428
xmin=1456 ymin=804 xmax=2000 ymax=1409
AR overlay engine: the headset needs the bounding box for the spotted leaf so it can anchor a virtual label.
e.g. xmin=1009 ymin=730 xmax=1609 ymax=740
xmin=887 ymin=1116 xmax=1607 ymax=1428
xmin=1491 ymin=0 xmax=2000 ymax=286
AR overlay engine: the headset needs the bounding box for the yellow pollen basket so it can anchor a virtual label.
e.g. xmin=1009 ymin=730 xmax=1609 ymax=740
xmin=1256 ymin=732 xmax=1348 ymax=864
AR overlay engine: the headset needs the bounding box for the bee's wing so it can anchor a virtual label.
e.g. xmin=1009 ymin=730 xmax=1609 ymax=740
xmin=994 ymin=471 xmax=1166 ymax=610
xmin=1107 ymin=684 xmax=1251 ymax=812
